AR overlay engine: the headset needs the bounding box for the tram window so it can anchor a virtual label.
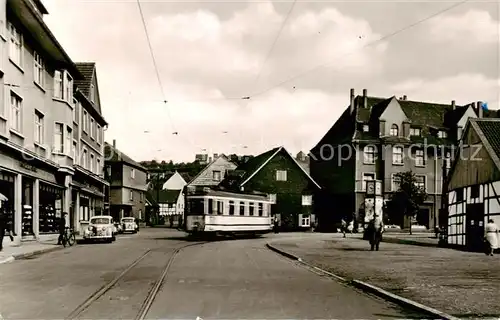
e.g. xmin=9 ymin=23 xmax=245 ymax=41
xmin=258 ymin=203 xmax=263 ymax=216
xmin=217 ymin=200 xmax=223 ymax=215
xmin=239 ymin=202 xmax=245 ymax=215
xmin=249 ymin=202 xmax=254 ymax=216
xmin=208 ymin=199 xmax=213 ymax=214
xmin=229 ymin=201 xmax=235 ymax=215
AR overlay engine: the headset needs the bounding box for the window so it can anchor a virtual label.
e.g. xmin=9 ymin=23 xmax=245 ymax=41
xmin=362 ymin=173 xmax=375 ymax=191
xmin=445 ymin=152 xmax=451 ymax=169
xmin=299 ymin=214 xmax=311 ymax=227
xmin=90 ymin=84 xmax=95 ymax=102
xmin=258 ymin=203 xmax=263 ymax=216
xmin=83 ymin=111 xmax=88 ymax=132
xmin=64 ymin=72 xmax=73 ymax=102
xmin=410 ymin=127 xmax=421 ymax=136
xmin=73 ymin=98 xmax=77 ymax=122
xmin=129 ymin=190 xmax=133 ymax=201
xmin=249 ymin=202 xmax=254 ymax=216
xmin=97 ymin=125 xmax=101 ymax=144
xmin=392 ymin=174 xmax=401 ymax=191
xmin=229 ymin=200 xmax=235 ymax=215
xmin=54 ymin=70 xmax=63 ymax=99
xmin=276 ymin=170 xmax=287 ymax=181
xmin=208 ymin=199 xmax=213 ymax=214
xmin=131 ymin=169 xmax=135 ymax=179
xmin=438 ymin=130 xmax=447 ymax=139
xmin=392 ymin=146 xmax=403 ymax=164
xmin=213 ymin=170 xmax=221 ymax=181
xmin=390 ymin=124 xmax=399 ymax=136
xmin=72 ymin=141 xmax=77 ymax=160
xmin=96 ymin=159 xmax=101 ymax=175
xmin=90 ymin=118 xmax=95 ymax=139
xmin=363 ymin=145 xmax=376 ymax=164
xmin=362 ymin=124 xmax=369 ymax=132
xmin=217 ymin=200 xmax=223 ymax=215
xmin=239 ymin=202 xmax=245 ymax=215
xmin=34 ymin=110 xmax=44 ymax=144
xmin=415 ymin=175 xmax=426 ymax=190
xmin=90 ymin=154 xmax=94 ymax=172
xmin=82 ymin=149 xmax=88 ymax=168
xmin=302 ymin=195 xmax=312 ymax=206
xmin=415 ymin=149 xmax=425 ymax=166
xmin=53 ymin=123 xmax=64 ymax=153
xmin=10 ymin=91 xmax=21 ymax=132
xmin=269 ymin=194 xmax=276 ymax=204
xmin=8 ymin=22 xmax=22 ymax=66
xmin=34 ymin=52 xmax=44 ymax=87
xmin=470 ymin=185 xmax=479 ymax=199
xmin=66 ymin=126 xmax=72 ymax=156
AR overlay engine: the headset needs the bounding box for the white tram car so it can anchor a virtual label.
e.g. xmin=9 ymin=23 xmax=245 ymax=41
xmin=185 ymin=190 xmax=273 ymax=236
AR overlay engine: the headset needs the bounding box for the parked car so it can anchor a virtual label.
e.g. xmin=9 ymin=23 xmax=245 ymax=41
xmin=84 ymin=215 xmax=116 ymax=242
xmin=121 ymin=217 xmax=138 ymax=233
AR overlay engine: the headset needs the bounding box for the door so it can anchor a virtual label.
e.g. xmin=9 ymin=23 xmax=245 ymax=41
xmin=466 ymin=203 xmax=485 ymax=252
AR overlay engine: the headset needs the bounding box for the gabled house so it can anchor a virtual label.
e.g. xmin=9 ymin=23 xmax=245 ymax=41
xmin=219 ymin=146 xmax=321 ymax=230
xmin=162 ymin=171 xmax=187 ymax=190
xmin=104 ymin=140 xmax=148 ymax=221
xmin=186 ymin=154 xmax=237 ymax=194
xmin=158 ymin=189 xmax=184 ymax=225
xmin=310 ymin=88 xmax=498 ymax=231
xmin=445 ymin=118 xmax=500 ymax=251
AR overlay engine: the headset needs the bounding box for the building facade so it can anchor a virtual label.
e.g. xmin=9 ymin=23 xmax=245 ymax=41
xmin=104 ymin=140 xmax=147 ymax=221
xmin=310 ymin=88 xmax=491 ymax=231
xmin=162 ymin=171 xmax=187 ymax=190
xmin=445 ymin=118 xmax=500 ymax=251
xmin=0 ymin=0 xmax=109 ymax=246
xmin=186 ymin=154 xmax=237 ymax=194
xmin=219 ymin=146 xmax=321 ymax=231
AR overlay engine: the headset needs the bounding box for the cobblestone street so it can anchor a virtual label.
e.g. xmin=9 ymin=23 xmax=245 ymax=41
xmin=270 ymin=234 xmax=500 ymax=319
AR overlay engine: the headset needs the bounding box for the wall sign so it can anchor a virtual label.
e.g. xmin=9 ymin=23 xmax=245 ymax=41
xmin=20 ymin=162 xmax=37 ymax=172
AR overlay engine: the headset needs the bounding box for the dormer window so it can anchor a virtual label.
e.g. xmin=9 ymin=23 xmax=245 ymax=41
xmin=438 ymin=130 xmax=447 ymax=139
xmin=362 ymin=124 xmax=369 ymax=132
xmin=390 ymin=124 xmax=399 ymax=136
xmin=409 ymin=127 xmax=421 ymax=136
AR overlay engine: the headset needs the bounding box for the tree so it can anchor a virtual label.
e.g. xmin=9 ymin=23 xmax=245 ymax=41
xmin=387 ymin=170 xmax=427 ymax=234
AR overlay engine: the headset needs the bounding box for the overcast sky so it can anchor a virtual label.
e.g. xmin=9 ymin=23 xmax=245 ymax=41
xmin=43 ymin=0 xmax=499 ymax=162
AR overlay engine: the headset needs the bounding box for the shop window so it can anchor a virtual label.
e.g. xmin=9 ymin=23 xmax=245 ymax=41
xmin=0 ymin=173 xmax=15 ymax=235
xmin=39 ymin=183 xmax=62 ymax=234
xmin=21 ymin=179 xmax=33 ymax=236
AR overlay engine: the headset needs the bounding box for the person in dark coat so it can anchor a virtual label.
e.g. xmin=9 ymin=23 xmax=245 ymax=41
xmin=57 ymin=212 xmax=68 ymax=245
xmin=0 ymin=208 xmax=5 ymax=252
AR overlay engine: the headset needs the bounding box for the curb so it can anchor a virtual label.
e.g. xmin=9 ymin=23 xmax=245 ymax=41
xmin=0 ymin=246 xmax=63 ymax=264
xmin=266 ymin=242 xmax=459 ymax=320
xmin=0 ymin=256 xmax=15 ymax=265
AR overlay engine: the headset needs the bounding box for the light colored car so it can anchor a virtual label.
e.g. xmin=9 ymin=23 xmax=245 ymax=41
xmin=84 ymin=215 xmax=116 ymax=242
xmin=121 ymin=217 xmax=138 ymax=233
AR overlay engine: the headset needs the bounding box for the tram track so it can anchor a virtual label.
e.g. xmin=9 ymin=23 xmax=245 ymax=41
xmin=65 ymin=241 xmax=206 ymax=320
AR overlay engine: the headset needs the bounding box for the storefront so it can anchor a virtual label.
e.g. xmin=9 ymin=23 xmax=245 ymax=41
xmin=38 ymin=183 xmax=63 ymax=235
xmin=0 ymin=172 xmax=15 ymax=236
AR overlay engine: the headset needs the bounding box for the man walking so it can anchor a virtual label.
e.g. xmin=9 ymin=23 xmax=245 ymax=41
xmin=57 ymin=212 xmax=68 ymax=245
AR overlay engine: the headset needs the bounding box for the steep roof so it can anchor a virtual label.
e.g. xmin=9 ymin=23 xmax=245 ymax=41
xmin=222 ymin=146 xmax=321 ymax=189
xmin=74 ymin=62 xmax=103 ymax=114
xmin=473 ymin=119 xmax=500 ymax=170
xmin=187 ymin=154 xmax=236 ymax=186
xmin=158 ymin=189 xmax=182 ymax=204
xmin=145 ymin=191 xmax=158 ymax=206
xmin=105 ymin=142 xmax=147 ymax=171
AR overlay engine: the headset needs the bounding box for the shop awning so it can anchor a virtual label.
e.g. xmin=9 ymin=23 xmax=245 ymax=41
xmin=71 ymin=181 xmax=104 ymax=198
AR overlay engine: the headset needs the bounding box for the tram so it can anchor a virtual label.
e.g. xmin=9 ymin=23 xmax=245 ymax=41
xmin=185 ymin=189 xmax=273 ymax=237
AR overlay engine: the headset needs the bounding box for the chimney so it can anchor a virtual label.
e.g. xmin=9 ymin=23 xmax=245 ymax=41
xmin=477 ymin=101 xmax=483 ymax=118
xmin=451 ymin=100 xmax=456 ymax=110
xmin=214 ymin=153 xmax=218 ymax=159
xmin=113 ymin=139 xmax=116 ymax=148
xmin=402 ymin=95 xmax=407 ymax=100
xmin=362 ymin=89 xmax=367 ymax=108
xmin=349 ymin=88 xmax=355 ymax=114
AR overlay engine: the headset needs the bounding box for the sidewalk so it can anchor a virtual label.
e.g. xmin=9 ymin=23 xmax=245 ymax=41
xmin=0 ymin=239 xmax=62 ymax=265
xmin=269 ymin=235 xmax=500 ymax=319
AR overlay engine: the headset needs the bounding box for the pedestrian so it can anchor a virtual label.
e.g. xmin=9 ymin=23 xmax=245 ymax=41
xmin=368 ymin=214 xmax=384 ymax=251
xmin=341 ymin=218 xmax=347 ymax=238
xmin=0 ymin=207 xmax=5 ymax=252
xmin=484 ymin=219 xmax=498 ymax=256
xmin=169 ymin=216 xmax=174 ymax=228
xmin=273 ymin=215 xmax=280 ymax=234
xmin=57 ymin=212 xmax=68 ymax=245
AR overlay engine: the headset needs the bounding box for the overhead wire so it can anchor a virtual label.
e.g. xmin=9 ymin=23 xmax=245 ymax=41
xmin=242 ymin=0 xmax=471 ymax=100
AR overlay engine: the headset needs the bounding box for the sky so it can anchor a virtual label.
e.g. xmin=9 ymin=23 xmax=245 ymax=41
xmin=42 ymin=0 xmax=500 ymax=162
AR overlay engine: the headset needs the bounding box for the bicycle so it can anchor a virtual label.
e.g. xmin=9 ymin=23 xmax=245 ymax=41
xmin=62 ymin=227 xmax=76 ymax=247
